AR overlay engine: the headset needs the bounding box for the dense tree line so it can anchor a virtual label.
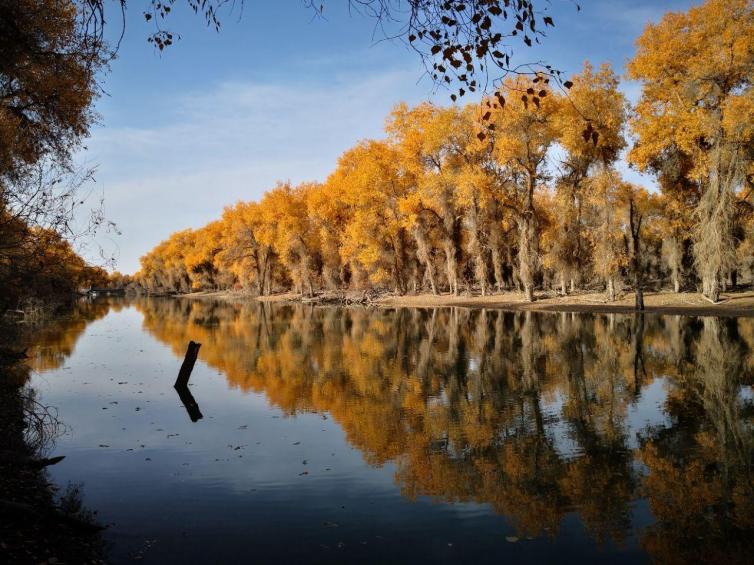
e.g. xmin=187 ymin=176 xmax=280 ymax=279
xmin=137 ymin=0 xmax=754 ymax=306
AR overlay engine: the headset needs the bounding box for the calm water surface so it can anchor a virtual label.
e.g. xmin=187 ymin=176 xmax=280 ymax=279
xmin=23 ymin=297 xmax=754 ymax=563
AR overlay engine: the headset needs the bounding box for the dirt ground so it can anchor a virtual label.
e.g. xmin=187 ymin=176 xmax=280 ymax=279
xmin=375 ymin=289 xmax=754 ymax=317
xmin=177 ymin=288 xmax=754 ymax=317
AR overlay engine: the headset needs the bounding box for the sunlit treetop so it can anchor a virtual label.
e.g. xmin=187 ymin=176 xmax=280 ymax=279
xmin=485 ymin=74 xmax=560 ymax=174
xmin=627 ymin=0 xmax=754 ymax=180
xmin=556 ymin=62 xmax=627 ymax=166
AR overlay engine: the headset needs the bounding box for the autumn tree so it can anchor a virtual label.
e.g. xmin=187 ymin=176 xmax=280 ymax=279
xmin=325 ymin=141 xmax=414 ymax=293
xmin=453 ymin=104 xmax=513 ymax=296
xmin=628 ymin=0 xmax=754 ymax=302
xmin=553 ymin=62 xmax=627 ymax=294
xmin=656 ymin=193 xmax=692 ymax=293
xmin=621 ymin=184 xmax=661 ymax=311
xmin=587 ymin=169 xmax=627 ymax=301
xmin=0 ymin=0 xmax=110 ymax=310
xmin=305 ymin=182 xmax=350 ymax=290
xmin=485 ymin=75 xmax=560 ymax=301
xmin=0 ymin=0 xmax=104 ymax=182
xmin=218 ymin=202 xmax=275 ymax=295
xmin=184 ymin=221 xmax=228 ymax=291
xmin=259 ymin=182 xmax=321 ymax=297
xmin=389 ymin=103 xmax=469 ymax=295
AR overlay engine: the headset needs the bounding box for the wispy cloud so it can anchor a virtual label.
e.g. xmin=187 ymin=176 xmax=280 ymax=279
xmin=82 ymin=67 xmax=426 ymax=272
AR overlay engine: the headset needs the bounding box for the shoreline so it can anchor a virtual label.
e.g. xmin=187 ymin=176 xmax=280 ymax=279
xmin=173 ymin=289 xmax=754 ymax=317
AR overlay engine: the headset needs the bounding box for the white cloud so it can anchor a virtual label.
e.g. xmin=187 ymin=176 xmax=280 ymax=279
xmin=81 ymin=66 xmax=427 ymax=272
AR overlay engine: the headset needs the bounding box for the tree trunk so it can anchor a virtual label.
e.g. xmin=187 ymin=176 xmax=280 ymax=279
xmin=413 ymin=225 xmax=437 ymax=295
xmin=607 ymin=277 xmax=616 ymax=302
xmin=518 ymin=213 xmax=536 ymax=303
xmin=393 ymin=230 xmax=408 ymax=295
xmin=635 ymin=280 xmax=644 ymax=311
xmin=629 ymin=200 xmax=645 ymax=311
xmin=424 ymin=264 xmax=437 ymax=295
xmin=443 ymin=239 xmax=458 ymax=296
xmin=524 ymin=282 xmax=534 ymax=302
xmin=465 ymin=205 xmax=487 ymax=297
xmin=489 ymin=221 xmax=504 ymax=292
xmin=704 ymin=276 xmax=721 ymax=303
xmin=696 ymin=147 xmax=735 ymax=304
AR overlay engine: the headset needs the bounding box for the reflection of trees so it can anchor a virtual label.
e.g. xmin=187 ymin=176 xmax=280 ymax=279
xmin=23 ymin=297 xmax=118 ymax=374
xmin=1 ymin=301 xmax=109 ymax=562
xmin=639 ymin=317 xmax=754 ymax=564
xmin=123 ymin=299 xmax=754 ymax=557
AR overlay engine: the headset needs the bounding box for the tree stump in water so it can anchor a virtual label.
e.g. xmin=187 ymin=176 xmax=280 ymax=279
xmin=174 ymin=341 xmax=201 ymax=388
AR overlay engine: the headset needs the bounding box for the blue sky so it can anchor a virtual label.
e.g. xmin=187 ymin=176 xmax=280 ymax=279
xmin=79 ymin=0 xmax=696 ymax=273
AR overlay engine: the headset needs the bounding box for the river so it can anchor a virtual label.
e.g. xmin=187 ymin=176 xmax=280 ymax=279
xmin=20 ymin=296 xmax=754 ymax=563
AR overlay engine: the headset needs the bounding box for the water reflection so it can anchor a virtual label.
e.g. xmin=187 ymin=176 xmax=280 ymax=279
xmin=28 ymin=298 xmax=754 ymax=563
xmin=24 ymin=297 xmax=124 ymax=374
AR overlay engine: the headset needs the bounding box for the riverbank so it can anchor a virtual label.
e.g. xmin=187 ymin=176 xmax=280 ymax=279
xmin=175 ymin=289 xmax=754 ymax=317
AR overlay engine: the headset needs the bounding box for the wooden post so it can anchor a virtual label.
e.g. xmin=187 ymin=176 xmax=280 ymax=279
xmin=174 ymin=341 xmax=201 ymax=388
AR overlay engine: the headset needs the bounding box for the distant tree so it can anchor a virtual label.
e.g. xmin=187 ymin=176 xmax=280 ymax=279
xmin=259 ymin=182 xmax=321 ymax=297
xmin=217 ymin=202 xmax=276 ymax=295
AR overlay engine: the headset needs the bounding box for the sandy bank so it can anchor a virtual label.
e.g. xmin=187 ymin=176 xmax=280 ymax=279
xmin=376 ymin=290 xmax=754 ymax=317
xmin=174 ymin=289 xmax=754 ymax=317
